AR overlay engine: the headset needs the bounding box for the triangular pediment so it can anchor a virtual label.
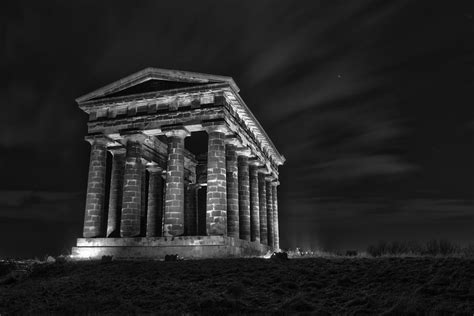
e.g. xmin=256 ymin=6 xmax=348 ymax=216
xmin=76 ymin=67 xmax=239 ymax=104
xmin=92 ymin=79 xmax=209 ymax=100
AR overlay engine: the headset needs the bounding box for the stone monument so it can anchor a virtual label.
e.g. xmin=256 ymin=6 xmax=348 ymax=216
xmin=72 ymin=68 xmax=285 ymax=259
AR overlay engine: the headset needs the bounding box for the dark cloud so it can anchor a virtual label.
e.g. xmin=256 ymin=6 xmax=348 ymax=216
xmin=0 ymin=190 xmax=83 ymax=222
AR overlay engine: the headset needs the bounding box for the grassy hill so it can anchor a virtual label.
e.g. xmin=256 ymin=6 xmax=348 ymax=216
xmin=1 ymin=257 xmax=474 ymax=314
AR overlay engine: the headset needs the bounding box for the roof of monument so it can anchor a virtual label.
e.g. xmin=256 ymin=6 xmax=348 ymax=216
xmin=76 ymin=68 xmax=239 ymax=103
xmin=76 ymin=68 xmax=285 ymax=166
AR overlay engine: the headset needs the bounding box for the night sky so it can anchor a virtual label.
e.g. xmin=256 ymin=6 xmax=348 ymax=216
xmin=1 ymin=1 xmax=473 ymax=258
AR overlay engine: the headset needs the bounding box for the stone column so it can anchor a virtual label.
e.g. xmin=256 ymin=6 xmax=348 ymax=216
xmin=184 ymin=183 xmax=198 ymax=236
xmin=272 ymin=181 xmax=280 ymax=251
xmin=163 ymin=127 xmax=189 ymax=236
xmin=120 ymin=134 xmax=145 ymax=237
xmin=225 ymin=143 xmax=239 ymax=239
xmin=258 ymin=172 xmax=268 ymax=245
xmin=83 ymin=137 xmax=108 ymax=238
xmin=140 ymin=162 xmax=147 ymax=236
xmin=205 ymin=125 xmax=227 ymax=236
xmin=266 ymin=179 xmax=274 ymax=248
xmin=146 ymin=163 xmax=163 ymax=237
xmin=249 ymin=162 xmax=260 ymax=242
xmin=238 ymin=154 xmax=251 ymax=241
xmin=106 ymin=148 xmax=125 ymax=237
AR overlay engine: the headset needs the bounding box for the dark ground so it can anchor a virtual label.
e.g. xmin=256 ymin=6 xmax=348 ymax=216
xmin=1 ymin=257 xmax=473 ymax=314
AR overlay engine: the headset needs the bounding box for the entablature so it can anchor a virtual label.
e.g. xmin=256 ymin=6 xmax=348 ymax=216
xmin=77 ymin=68 xmax=285 ymax=176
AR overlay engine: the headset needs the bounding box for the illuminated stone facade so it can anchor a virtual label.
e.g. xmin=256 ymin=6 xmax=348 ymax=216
xmin=72 ymin=68 xmax=285 ymax=259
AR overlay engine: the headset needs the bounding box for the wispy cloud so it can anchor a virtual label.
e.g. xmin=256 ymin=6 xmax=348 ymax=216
xmin=282 ymin=197 xmax=474 ymax=250
xmin=0 ymin=190 xmax=83 ymax=223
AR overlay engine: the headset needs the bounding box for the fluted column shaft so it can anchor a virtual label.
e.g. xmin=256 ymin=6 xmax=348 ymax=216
xmin=225 ymin=144 xmax=239 ymax=238
xmin=266 ymin=180 xmax=274 ymax=248
xmin=258 ymin=173 xmax=268 ymax=245
xmin=106 ymin=149 xmax=125 ymax=237
xmin=120 ymin=138 xmax=144 ymax=237
xmin=249 ymin=164 xmax=260 ymax=242
xmin=206 ymin=129 xmax=227 ymax=235
xmin=83 ymin=139 xmax=107 ymax=238
xmin=238 ymin=156 xmax=250 ymax=241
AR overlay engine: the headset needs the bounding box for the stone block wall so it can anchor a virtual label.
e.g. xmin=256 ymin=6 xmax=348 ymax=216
xmin=163 ymin=134 xmax=186 ymax=236
xmin=77 ymin=72 xmax=286 ymax=255
xmin=249 ymin=164 xmax=260 ymax=242
xmin=140 ymin=164 xmax=147 ymax=235
xmin=225 ymin=144 xmax=239 ymax=238
xmin=266 ymin=180 xmax=274 ymax=248
xmin=272 ymin=184 xmax=280 ymax=250
xmin=238 ymin=156 xmax=250 ymax=241
xmin=184 ymin=184 xmax=197 ymax=235
xmin=83 ymin=140 xmax=107 ymax=238
xmin=106 ymin=149 xmax=125 ymax=237
xmin=82 ymin=134 xmax=280 ymax=249
xmin=258 ymin=173 xmax=268 ymax=245
xmin=120 ymin=140 xmax=143 ymax=237
xmin=146 ymin=168 xmax=163 ymax=237
xmin=206 ymin=130 xmax=227 ymax=235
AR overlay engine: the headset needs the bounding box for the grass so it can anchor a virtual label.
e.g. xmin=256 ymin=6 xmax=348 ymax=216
xmin=1 ymin=240 xmax=474 ymax=313
xmin=1 ymin=256 xmax=474 ymax=314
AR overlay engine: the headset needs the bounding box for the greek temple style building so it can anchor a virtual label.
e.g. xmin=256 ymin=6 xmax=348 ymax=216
xmin=72 ymin=68 xmax=285 ymax=259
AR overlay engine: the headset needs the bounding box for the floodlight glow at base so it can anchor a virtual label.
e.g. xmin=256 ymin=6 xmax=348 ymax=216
xmin=71 ymin=236 xmax=272 ymax=260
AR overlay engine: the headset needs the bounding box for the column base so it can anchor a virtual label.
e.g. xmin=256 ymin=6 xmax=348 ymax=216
xmin=71 ymin=236 xmax=273 ymax=259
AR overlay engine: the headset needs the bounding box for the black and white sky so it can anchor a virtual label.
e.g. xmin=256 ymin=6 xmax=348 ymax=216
xmin=1 ymin=0 xmax=473 ymax=257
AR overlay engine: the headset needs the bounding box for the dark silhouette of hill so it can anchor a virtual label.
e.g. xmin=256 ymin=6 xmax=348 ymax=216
xmin=1 ymin=257 xmax=474 ymax=314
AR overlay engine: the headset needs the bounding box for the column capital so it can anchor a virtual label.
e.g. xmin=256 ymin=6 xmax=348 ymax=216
xmin=271 ymin=181 xmax=280 ymax=186
xmin=85 ymin=134 xmax=116 ymax=146
xmin=119 ymin=130 xmax=147 ymax=143
xmin=236 ymin=147 xmax=253 ymax=157
xmin=107 ymin=147 xmax=126 ymax=156
xmin=203 ymin=120 xmax=229 ymax=134
xmin=265 ymin=175 xmax=277 ymax=182
xmin=162 ymin=125 xmax=190 ymax=138
xmin=224 ymin=135 xmax=242 ymax=147
xmin=142 ymin=128 xmax=162 ymax=136
xmin=249 ymin=158 xmax=264 ymax=166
